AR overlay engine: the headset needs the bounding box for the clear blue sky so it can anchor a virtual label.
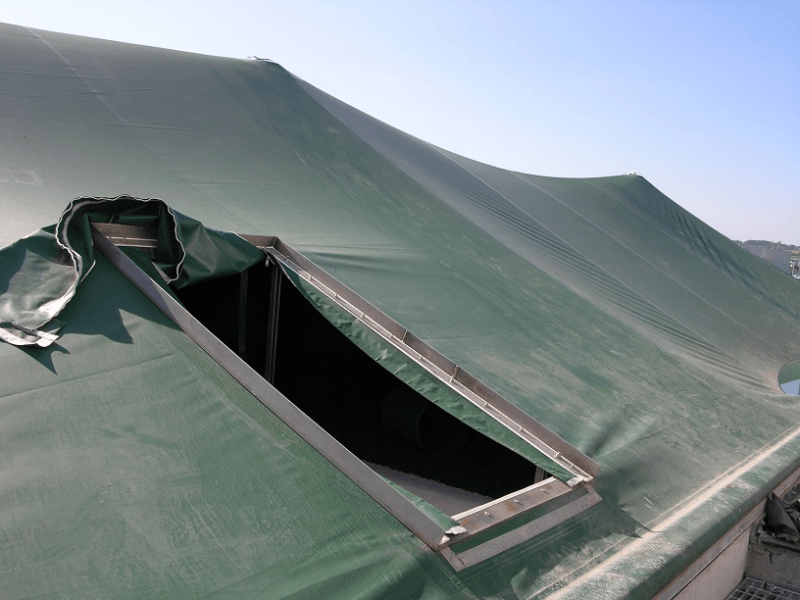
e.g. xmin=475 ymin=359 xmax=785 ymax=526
xmin=5 ymin=0 xmax=799 ymax=243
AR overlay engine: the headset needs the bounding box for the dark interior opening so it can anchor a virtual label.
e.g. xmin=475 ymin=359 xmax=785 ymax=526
xmin=174 ymin=258 xmax=545 ymax=514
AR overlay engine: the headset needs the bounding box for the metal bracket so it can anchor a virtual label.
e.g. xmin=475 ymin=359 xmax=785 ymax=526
xmin=440 ymin=489 xmax=602 ymax=571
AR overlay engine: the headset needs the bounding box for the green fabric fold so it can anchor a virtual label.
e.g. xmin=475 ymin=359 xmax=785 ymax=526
xmin=0 ymin=196 xmax=264 ymax=347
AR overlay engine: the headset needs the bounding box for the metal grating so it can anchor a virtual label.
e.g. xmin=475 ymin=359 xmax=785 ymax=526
xmin=728 ymin=576 xmax=800 ymax=600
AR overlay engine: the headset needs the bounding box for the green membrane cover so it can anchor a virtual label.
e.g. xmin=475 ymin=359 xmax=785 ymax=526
xmin=4 ymin=22 xmax=800 ymax=599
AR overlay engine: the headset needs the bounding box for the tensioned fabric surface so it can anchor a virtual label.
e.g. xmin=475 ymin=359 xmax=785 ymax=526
xmin=2 ymin=23 xmax=800 ymax=599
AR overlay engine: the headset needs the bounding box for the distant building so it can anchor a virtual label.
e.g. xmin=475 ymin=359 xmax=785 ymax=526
xmin=743 ymin=245 xmax=792 ymax=274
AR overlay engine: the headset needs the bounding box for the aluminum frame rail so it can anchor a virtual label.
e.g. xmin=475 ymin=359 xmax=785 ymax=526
xmin=91 ymin=222 xmax=602 ymax=570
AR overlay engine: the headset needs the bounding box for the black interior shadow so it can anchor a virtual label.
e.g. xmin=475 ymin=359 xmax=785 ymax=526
xmin=175 ymin=260 xmax=542 ymax=501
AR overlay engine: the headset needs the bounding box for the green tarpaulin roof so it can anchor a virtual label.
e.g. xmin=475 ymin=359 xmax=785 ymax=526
xmin=2 ymin=22 xmax=800 ymax=599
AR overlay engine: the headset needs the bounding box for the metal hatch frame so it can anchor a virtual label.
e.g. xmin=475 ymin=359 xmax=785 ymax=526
xmin=91 ymin=222 xmax=601 ymax=570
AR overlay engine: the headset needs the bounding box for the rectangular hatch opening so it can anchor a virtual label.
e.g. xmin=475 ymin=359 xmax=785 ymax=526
xmin=90 ymin=222 xmax=601 ymax=568
xmin=173 ymin=259 xmax=547 ymax=517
